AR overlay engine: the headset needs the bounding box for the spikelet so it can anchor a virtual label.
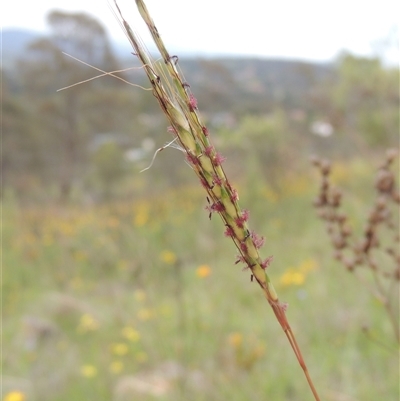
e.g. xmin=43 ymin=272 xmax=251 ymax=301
xmin=112 ymin=2 xmax=320 ymax=399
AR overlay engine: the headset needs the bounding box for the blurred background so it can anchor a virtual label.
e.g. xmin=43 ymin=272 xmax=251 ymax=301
xmin=2 ymin=1 xmax=399 ymax=400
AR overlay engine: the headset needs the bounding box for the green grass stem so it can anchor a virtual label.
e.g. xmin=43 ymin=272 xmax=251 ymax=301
xmin=113 ymin=1 xmax=321 ymax=399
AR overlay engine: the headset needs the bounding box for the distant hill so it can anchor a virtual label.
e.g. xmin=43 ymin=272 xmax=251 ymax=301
xmin=2 ymin=29 xmax=45 ymax=69
xmin=2 ymin=28 xmax=137 ymax=69
xmin=176 ymin=58 xmax=332 ymax=112
xmin=2 ymin=28 xmax=333 ymax=111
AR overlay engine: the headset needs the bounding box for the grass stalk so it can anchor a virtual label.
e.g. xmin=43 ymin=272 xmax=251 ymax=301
xmin=113 ymin=1 xmax=321 ymax=399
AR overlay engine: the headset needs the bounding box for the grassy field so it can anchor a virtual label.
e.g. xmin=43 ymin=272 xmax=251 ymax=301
xmin=3 ymin=158 xmax=399 ymax=401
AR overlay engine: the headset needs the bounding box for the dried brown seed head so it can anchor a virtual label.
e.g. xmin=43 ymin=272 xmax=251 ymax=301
xmin=343 ymin=258 xmax=355 ymax=271
xmin=336 ymin=212 xmax=347 ymax=224
xmin=375 ymin=169 xmax=394 ymax=193
xmin=353 ymin=242 xmax=363 ymax=255
xmin=386 ymin=148 xmax=398 ymax=163
xmin=313 ymin=197 xmax=324 ymax=207
xmin=354 ymin=255 xmax=364 ymax=265
xmin=334 ymin=250 xmax=343 ymax=261
xmin=375 ymin=196 xmax=388 ymax=210
xmin=368 ymin=211 xmax=380 ymax=224
xmin=327 ymin=210 xmax=336 ymax=222
xmin=370 ymin=236 xmax=379 ymax=248
xmin=310 ymin=155 xmax=321 ymax=167
xmin=330 ymin=188 xmax=342 ymax=207
xmin=321 ymin=160 xmax=331 ymax=176
xmin=321 ymin=177 xmax=329 ymax=191
xmin=392 ymin=192 xmax=400 ymax=203
xmin=341 ymin=225 xmax=352 ymax=237
xmin=333 ymin=235 xmax=346 ymax=249
xmin=386 ymin=247 xmax=394 ymax=256
xmin=327 ymin=223 xmax=335 ymax=235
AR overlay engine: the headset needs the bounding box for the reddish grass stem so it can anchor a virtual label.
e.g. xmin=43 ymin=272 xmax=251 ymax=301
xmin=112 ymin=1 xmax=321 ymax=399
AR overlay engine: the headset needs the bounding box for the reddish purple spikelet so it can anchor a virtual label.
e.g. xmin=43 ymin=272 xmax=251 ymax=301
xmin=211 ymin=202 xmax=225 ymax=212
xmin=188 ymin=94 xmax=198 ymax=111
xmin=261 ymin=255 xmax=274 ymax=270
xmin=204 ymin=145 xmax=214 ymax=157
xmin=206 ymin=201 xmax=225 ymax=214
xmin=202 ymin=126 xmax=209 ymax=136
xmin=224 ymin=226 xmax=234 ymax=237
xmin=186 ymin=152 xmax=200 ymax=165
xmin=279 ymin=301 xmax=289 ymax=312
xmin=235 ymin=209 xmax=250 ymax=228
xmin=167 ymin=125 xmax=177 ymax=135
xmin=213 ymin=152 xmax=226 ymax=166
xmin=230 ymin=188 xmax=239 ymax=202
xmin=240 ymin=242 xmax=248 ymax=252
xmin=200 ymin=177 xmax=209 ymax=189
xmin=212 ymin=174 xmax=224 ymax=186
xmin=235 ymin=218 xmax=243 ymax=228
xmin=251 ymin=231 xmax=265 ymax=249
xmin=242 ymin=209 xmax=250 ymax=221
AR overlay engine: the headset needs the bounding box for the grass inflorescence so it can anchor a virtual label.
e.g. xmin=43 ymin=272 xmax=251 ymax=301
xmin=112 ymin=0 xmax=321 ymax=399
xmin=312 ymin=149 xmax=400 ymax=344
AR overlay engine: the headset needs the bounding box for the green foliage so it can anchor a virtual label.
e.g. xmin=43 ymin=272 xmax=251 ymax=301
xmin=89 ymin=142 xmax=127 ymax=199
xmin=9 ymin=10 xmax=127 ymax=200
xmin=3 ymin=8 xmax=398 ymax=400
xmin=3 ymin=23 xmax=398 ymax=200
xmin=315 ymin=52 xmax=399 ymax=147
xmin=2 ymin=162 xmax=398 ymax=400
xmin=217 ymin=111 xmax=292 ymax=196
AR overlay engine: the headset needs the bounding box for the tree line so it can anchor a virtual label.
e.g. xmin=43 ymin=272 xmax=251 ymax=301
xmin=2 ymin=10 xmax=398 ymax=201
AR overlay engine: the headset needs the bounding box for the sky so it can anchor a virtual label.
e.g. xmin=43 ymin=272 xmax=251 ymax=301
xmin=2 ymin=0 xmax=399 ymax=64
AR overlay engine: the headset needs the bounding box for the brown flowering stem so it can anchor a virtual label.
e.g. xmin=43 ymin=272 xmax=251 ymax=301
xmin=312 ymin=151 xmax=400 ymax=345
xmin=113 ymin=1 xmax=321 ymax=399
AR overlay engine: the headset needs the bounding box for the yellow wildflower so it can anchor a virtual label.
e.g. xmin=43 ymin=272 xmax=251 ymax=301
xmin=109 ymin=360 xmax=124 ymax=374
xmin=77 ymin=313 xmax=99 ymax=333
xmin=280 ymin=269 xmax=305 ymax=286
xmin=160 ymin=250 xmax=177 ymax=265
xmin=3 ymin=391 xmax=25 ymax=401
xmin=134 ymin=203 xmax=149 ymax=227
xmin=111 ymin=342 xmax=129 ymax=356
xmin=59 ymin=221 xmax=75 ymax=237
xmin=122 ymin=327 xmax=141 ymax=342
xmin=81 ymin=364 xmax=98 ymax=378
xmin=228 ymin=332 xmax=243 ymax=348
xmin=196 ymin=264 xmax=211 ymax=278
xmin=137 ymin=308 xmax=155 ymax=321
